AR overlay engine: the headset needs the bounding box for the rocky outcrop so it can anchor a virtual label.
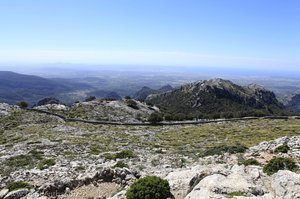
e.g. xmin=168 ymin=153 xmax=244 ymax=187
xmin=0 ymin=103 xmax=18 ymax=116
xmin=3 ymin=188 xmax=29 ymax=199
xmin=286 ymin=93 xmax=300 ymax=113
xmin=271 ymin=170 xmax=300 ymax=199
xmin=146 ymin=78 xmax=285 ymax=117
xmin=39 ymin=167 xmax=139 ymax=197
xmin=36 ymin=97 xmax=61 ymax=107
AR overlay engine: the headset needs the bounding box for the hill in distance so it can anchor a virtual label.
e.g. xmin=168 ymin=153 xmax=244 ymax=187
xmin=286 ymin=93 xmax=300 ymax=113
xmin=0 ymin=71 xmax=91 ymax=105
xmin=133 ymin=84 xmax=173 ymax=101
xmin=146 ymin=78 xmax=287 ymax=119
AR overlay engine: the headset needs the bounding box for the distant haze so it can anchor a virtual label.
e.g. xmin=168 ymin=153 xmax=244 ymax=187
xmin=0 ymin=1 xmax=299 ymax=70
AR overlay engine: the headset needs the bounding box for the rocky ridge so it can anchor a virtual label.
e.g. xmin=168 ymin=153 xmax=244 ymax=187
xmin=146 ymin=78 xmax=285 ymax=118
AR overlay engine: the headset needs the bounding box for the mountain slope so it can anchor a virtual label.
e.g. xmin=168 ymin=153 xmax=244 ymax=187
xmin=0 ymin=71 xmax=91 ymax=105
xmin=133 ymin=85 xmax=173 ymax=101
xmin=146 ymin=78 xmax=286 ymax=119
xmin=286 ymin=93 xmax=300 ymax=113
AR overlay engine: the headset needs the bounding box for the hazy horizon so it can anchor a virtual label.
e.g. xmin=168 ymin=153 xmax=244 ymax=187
xmin=0 ymin=0 xmax=300 ymax=70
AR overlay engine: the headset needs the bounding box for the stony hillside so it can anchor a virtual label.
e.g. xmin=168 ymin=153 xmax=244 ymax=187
xmin=0 ymin=103 xmax=300 ymax=199
xmin=133 ymin=85 xmax=173 ymax=101
xmin=34 ymin=98 xmax=158 ymax=123
xmin=286 ymin=93 xmax=300 ymax=113
xmin=146 ymin=78 xmax=286 ymax=119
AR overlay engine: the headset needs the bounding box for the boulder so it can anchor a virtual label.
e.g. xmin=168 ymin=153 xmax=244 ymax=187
xmin=0 ymin=189 xmax=9 ymax=199
xmin=271 ymin=170 xmax=300 ymax=199
xmin=3 ymin=189 xmax=29 ymax=199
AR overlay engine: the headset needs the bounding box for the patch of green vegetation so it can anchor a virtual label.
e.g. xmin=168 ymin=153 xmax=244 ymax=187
xmin=157 ymin=119 xmax=300 ymax=155
xmin=126 ymin=99 xmax=139 ymax=110
xmin=37 ymin=159 xmax=56 ymax=170
xmin=148 ymin=112 xmax=163 ymax=124
xmin=263 ymin=157 xmax=298 ymax=175
xmin=274 ymin=144 xmax=290 ymax=153
xmin=29 ymin=150 xmax=44 ymax=160
xmin=5 ymin=154 xmax=33 ymax=168
xmin=113 ymin=161 xmax=129 ymax=168
xmin=126 ymin=176 xmax=172 ymax=199
xmin=7 ymin=181 xmax=31 ymax=191
xmin=104 ymin=149 xmax=135 ymax=160
xmin=227 ymin=191 xmax=246 ymax=198
xmin=90 ymin=145 xmax=101 ymax=155
xmin=202 ymin=144 xmax=247 ymax=156
xmin=240 ymin=158 xmax=260 ymax=166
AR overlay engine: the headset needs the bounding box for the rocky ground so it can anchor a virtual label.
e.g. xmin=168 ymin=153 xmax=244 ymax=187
xmin=0 ymin=103 xmax=299 ymax=199
xmin=34 ymin=99 xmax=158 ymax=123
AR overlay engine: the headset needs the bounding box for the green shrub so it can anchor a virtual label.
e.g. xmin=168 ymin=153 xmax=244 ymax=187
xmin=116 ymin=150 xmax=135 ymax=159
xmin=37 ymin=159 xmax=56 ymax=170
xmin=85 ymin=96 xmax=96 ymax=102
xmin=113 ymin=161 xmax=129 ymax=168
xmin=17 ymin=101 xmax=28 ymax=109
xmin=29 ymin=150 xmax=44 ymax=160
xmin=263 ymin=157 xmax=298 ymax=175
xmin=274 ymin=144 xmax=290 ymax=153
xmin=148 ymin=112 xmax=163 ymax=124
xmin=126 ymin=176 xmax=172 ymax=199
xmin=126 ymin=99 xmax=139 ymax=109
xmin=7 ymin=181 xmax=31 ymax=191
xmin=203 ymin=144 xmax=248 ymax=156
xmin=6 ymin=155 xmax=33 ymax=168
xmin=227 ymin=191 xmax=246 ymax=198
xmin=240 ymin=158 xmax=260 ymax=166
xmin=90 ymin=145 xmax=101 ymax=155
xmin=104 ymin=150 xmax=135 ymax=160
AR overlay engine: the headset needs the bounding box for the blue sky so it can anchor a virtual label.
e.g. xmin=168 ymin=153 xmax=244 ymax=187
xmin=0 ymin=0 xmax=299 ymax=68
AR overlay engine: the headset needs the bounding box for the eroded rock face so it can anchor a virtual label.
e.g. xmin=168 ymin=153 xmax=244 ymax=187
xmin=3 ymin=188 xmax=29 ymax=199
xmin=272 ymin=170 xmax=300 ymax=199
xmin=184 ymin=165 xmax=268 ymax=199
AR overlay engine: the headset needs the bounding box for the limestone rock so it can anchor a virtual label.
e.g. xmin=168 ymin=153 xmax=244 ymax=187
xmin=271 ymin=170 xmax=300 ymax=199
xmin=0 ymin=189 xmax=9 ymax=199
xmin=3 ymin=188 xmax=29 ymax=199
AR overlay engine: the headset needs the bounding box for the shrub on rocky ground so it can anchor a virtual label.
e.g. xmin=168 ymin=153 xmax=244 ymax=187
xmin=113 ymin=161 xmax=129 ymax=168
xmin=263 ymin=157 xmax=298 ymax=175
xmin=104 ymin=149 xmax=135 ymax=160
xmin=7 ymin=181 xmax=31 ymax=191
xmin=240 ymin=158 xmax=260 ymax=166
xmin=126 ymin=176 xmax=172 ymax=199
xmin=203 ymin=144 xmax=248 ymax=156
xmin=274 ymin=144 xmax=290 ymax=153
xmin=37 ymin=159 xmax=56 ymax=170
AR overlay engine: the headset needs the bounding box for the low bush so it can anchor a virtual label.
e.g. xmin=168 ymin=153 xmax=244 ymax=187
xmin=113 ymin=161 xmax=129 ymax=168
xmin=37 ymin=159 xmax=56 ymax=170
xmin=227 ymin=191 xmax=246 ymax=198
xmin=240 ymin=158 xmax=260 ymax=166
xmin=7 ymin=181 xmax=31 ymax=191
xmin=126 ymin=99 xmax=139 ymax=109
xmin=263 ymin=157 xmax=298 ymax=175
xmin=104 ymin=150 xmax=135 ymax=160
xmin=85 ymin=96 xmax=96 ymax=102
xmin=17 ymin=101 xmax=28 ymax=109
xmin=148 ymin=112 xmax=163 ymax=124
xmin=126 ymin=176 xmax=172 ymax=199
xmin=274 ymin=144 xmax=290 ymax=153
xmin=203 ymin=144 xmax=248 ymax=156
